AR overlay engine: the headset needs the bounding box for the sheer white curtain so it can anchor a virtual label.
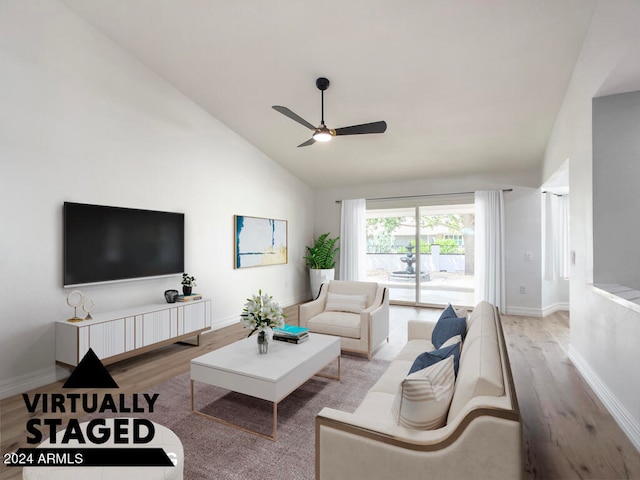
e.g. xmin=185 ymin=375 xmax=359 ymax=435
xmin=543 ymin=192 xmax=557 ymax=282
xmin=557 ymin=195 xmax=570 ymax=278
xmin=544 ymin=192 xmax=570 ymax=281
xmin=340 ymin=198 xmax=366 ymax=281
xmin=474 ymin=190 xmax=506 ymax=311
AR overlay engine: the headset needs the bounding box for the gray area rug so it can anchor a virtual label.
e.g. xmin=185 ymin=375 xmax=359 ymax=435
xmin=123 ymin=352 xmax=391 ymax=480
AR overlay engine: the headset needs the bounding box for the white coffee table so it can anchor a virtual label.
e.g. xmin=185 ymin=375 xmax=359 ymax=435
xmin=190 ymin=332 xmax=340 ymax=440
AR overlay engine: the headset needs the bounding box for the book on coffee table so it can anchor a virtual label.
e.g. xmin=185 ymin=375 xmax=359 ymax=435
xmin=273 ymin=333 xmax=309 ymax=344
xmin=273 ymin=324 xmax=309 ymax=338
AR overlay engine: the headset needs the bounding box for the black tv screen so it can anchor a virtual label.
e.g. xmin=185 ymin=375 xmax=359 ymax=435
xmin=64 ymin=202 xmax=185 ymax=286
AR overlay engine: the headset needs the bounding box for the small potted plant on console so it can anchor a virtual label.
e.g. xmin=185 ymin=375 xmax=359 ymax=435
xmin=181 ymin=273 xmax=196 ymax=296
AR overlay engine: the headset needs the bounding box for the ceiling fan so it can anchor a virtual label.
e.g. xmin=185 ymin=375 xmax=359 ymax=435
xmin=272 ymin=77 xmax=387 ymax=147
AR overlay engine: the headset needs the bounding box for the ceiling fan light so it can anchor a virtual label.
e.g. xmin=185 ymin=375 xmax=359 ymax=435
xmin=313 ymin=128 xmax=332 ymax=142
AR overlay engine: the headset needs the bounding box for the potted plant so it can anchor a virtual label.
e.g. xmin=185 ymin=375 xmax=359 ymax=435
xmin=181 ymin=273 xmax=196 ymax=296
xmin=304 ymin=233 xmax=339 ymax=298
xmin=240 ymin=289 xmax=286 ymax=354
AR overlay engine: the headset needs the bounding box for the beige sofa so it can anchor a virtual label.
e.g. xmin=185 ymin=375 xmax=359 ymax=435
xmin=299 ymin=281 xmax=389 ymax=360
xmin=315 ymin=301 xmax=522 ymax=480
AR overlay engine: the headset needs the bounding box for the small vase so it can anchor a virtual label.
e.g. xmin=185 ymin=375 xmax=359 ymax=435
xmin=257 ymin=331 xmax=268 ymax=354
xmin=183 ymin=286 xmax=192 ymax=296
xmin=164 ymin=289 xmax=179 ymax=303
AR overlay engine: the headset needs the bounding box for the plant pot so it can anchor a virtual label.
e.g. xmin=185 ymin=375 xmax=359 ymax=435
xmin=309 ymin=268 xmax=335 ymax=299
xmin=183 ymin=286 xmax=192 ymax=296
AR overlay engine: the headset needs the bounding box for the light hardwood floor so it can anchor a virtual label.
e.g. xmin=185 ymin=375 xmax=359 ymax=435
xmin=1 ymin=306 xmax=638 ymax=480
xmin=503 ymin=310 xmax=639 ymax=480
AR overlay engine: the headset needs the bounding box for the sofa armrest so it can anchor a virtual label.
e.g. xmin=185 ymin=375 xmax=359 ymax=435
xmin=361 ymin=287 xmax=389 ymax=351
xmin=317 ymin=407 xmax=445 ymax=442
xmin=407 ymin=319 xmax=436 ymax=341
xmin=360 ymin=290 xmax=386 ymax=317
xmin=316 ymin=405 xmax=522 ymax=480
xmin=298 ymin=283 xmax=328 ymax=327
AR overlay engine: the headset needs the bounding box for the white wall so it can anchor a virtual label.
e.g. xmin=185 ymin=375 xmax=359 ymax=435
xmin=0 ymin=0 xmax=314 ymax=398
xmin=542 ymin=0 xmax=640 ymax=450
xmin=313 ymin=170 xmax=544 ymax=316
xmin=503 ymin=187 xmax=543 ymax=316
xmin=593 ymin=90 xmax=640 ymax=290
xmin=541 ymin=273 xmax=570 ymax=316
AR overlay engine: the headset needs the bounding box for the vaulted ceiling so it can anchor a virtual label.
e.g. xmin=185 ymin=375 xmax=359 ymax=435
xmin=61 ymin=0 xmax=598 ymax=188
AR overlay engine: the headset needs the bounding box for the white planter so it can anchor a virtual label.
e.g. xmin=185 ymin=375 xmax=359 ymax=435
xmin=309 ymin=268 xmax=335 ymax=299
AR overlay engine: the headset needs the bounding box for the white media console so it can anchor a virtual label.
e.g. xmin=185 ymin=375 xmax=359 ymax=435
xmin=56 ymin=298 xmax=212 ymax=367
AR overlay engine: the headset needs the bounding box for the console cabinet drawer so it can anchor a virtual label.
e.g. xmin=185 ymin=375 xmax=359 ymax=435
xmin=77 ymin=319 xmax=126 ymax=360
xmin=181 ymin=301 xmax=207 ymax=334
xmin=142 ymin=309 xmax=173 ymax=346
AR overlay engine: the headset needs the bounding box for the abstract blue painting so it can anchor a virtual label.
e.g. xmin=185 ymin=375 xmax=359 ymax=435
xmin=234 ymin=215 xmax=288 ymax=268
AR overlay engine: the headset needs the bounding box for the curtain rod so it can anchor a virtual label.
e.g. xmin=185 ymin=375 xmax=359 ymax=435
xmin=335 ymin=189 xmax=513 ymax=204
xmin=541 ymin=191 xmax=567 ymax=197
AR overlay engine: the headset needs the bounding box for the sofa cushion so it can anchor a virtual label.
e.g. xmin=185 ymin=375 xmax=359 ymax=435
xmin=466 ymin=300 xmax=494 ymax=330
xmin=306 ymin=311 xmax=361 ymax=339
xmin=408 ymin=342 xmax=461 ymax=377
xmin=462 ymin=302 xmax=498 ymax=354
xmin=325 ymin=292 xmax=368 ymax=313
xmin=454 ymin=306 xmax=469 ymax=319
xmin=394 ymin=339 xmax=435 ymax=362
xmin=441 ymin=334 xmax=462 ymax=349
xmin=432 ymin=305 xmax=467 ymax=349
xmin=369 ymin=360 xmax=413 ymax=394
xmin=391 ymin=356 xmax=456 ymax=430
xmin=447 ymin=333 xmax=504 ymax=423
xmin=354 ymin=391 xmax=397 ymax=428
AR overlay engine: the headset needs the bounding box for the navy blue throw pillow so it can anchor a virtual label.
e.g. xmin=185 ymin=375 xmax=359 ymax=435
xmin=408 ymin=342 xmax=461 ymax=377
xmin=431 ymin=304 xmax=466 ymax=349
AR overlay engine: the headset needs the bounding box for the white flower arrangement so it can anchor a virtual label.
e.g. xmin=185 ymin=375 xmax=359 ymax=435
xmin=240 ymin=290 xmax=286 ymax=337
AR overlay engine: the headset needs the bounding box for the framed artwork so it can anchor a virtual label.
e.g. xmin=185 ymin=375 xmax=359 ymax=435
xmin=234 ymin=215 xmax=288 ymax=269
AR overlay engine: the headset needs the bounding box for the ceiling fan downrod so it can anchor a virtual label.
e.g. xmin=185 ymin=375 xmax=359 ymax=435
xmin=315 ymin=77 xmax=331 ymax=140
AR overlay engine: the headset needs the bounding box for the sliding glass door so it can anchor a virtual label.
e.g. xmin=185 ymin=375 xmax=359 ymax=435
xmin=366 ymin=207 xmax=417 ymax=303
xmin=366 ymin=200 xmax=475 ymax=307
xmin=416 ymin=204 xmax=475 ymax=306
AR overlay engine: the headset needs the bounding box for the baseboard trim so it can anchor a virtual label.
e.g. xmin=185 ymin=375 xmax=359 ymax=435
xmin=569 ymin=345 xmax=640 ymax=452
xmin=210 ymin=314 xmax=242 ymax=331
xmin=282 ymin=294 xmax=312 ymax=308
xmin=499 ymin=303 xmax=570 ymax=317
xmin=504 ymin=305 xmax=543 ymax=317
xmin=209 ymin=294 xmax=310 ymax=332
xmin=541 ymin=302 xmax=570 ymax=317
xmin=0 ymin=365 xmax=69 ymax=401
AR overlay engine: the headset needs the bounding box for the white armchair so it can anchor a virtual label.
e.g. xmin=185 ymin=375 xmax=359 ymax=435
xmin=299 ymin=280 xmax=389 ymax=360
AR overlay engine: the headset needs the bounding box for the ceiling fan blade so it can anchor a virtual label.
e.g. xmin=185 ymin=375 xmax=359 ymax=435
xmin=272 ymin=106 xmax=316 ymax=130
xmin=334 ymin=121 xmax=387 ymax=136
xmin=297 ymin=138 xmax=316 ymax=148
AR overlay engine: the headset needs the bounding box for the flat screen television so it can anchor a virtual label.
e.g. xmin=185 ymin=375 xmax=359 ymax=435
xmin=64 ymin=202 xmax=185 ymax=287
